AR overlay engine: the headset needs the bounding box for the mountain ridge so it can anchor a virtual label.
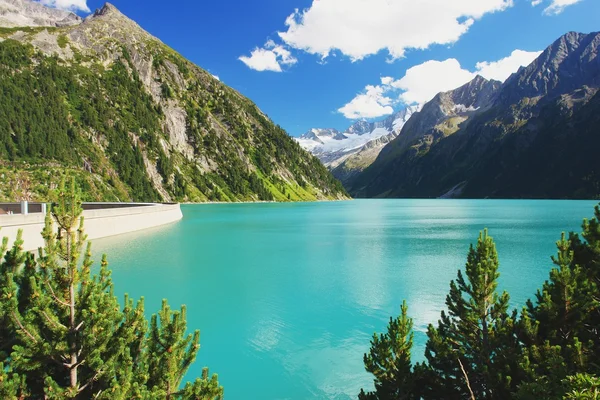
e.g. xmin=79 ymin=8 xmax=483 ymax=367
xmin=347 ymin=30 xmax=600 ymax=199
xmin=0 ymin=0 xmax=348 ymax=202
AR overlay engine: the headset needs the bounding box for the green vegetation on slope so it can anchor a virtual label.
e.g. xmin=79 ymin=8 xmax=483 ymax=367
xmin=0 ymin=21 xmax=347 ymax=203
xmin=0 ymin=179 xmax=223 ymax=399
xmin=361 ymin=204 xmax=600 ymax=399
xmin=0 ymin=39 xmax=161 ymax=201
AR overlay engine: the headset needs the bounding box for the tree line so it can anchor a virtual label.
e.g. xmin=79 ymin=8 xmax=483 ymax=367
xmin=360 ymin=205 xmax=600 ymax=399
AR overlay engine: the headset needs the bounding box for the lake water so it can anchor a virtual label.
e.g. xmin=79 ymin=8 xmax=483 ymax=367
xmin=93 ymin=199 xmax=597 ymax=400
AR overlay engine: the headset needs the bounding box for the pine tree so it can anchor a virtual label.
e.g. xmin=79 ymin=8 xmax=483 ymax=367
xmin=0 ymin=178 xmax=223 ymax=398
xmin=359 ymin=300 xmax=417 ymax=400
xmin=3 ymin=178 xmax=144 ymax=398
xmin=145 ymin=299 xmax=223 ymax=399
xmin=517 ymin=212 xmax=600 ymax=398
xmin=0 ymin=232 xmax=26 ymax=363
xmin=569 ymin=206 xmax=600 ymax=360
xmin=358 ymin=205 xmax=600 ymax=399
xmin=421 ymin=229 xmax=520 ymax=400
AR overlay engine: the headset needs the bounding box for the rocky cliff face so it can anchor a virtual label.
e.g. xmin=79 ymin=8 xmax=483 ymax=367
xmin=0 ymin=1 xmax=347 ymax=202
xmin=348 ymin=31 xmax=600 ymax=200
xmin=498 ymin=32 xmax=600 ymax=106
xmin=382 ymin=76 xmax=501 ymax=158
xmin=0 ymin=0 xmax=81 ymax=27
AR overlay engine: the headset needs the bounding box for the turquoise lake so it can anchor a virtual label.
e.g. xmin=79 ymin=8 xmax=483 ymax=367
xmin=93 ymin=199 xmax=598 ymax=399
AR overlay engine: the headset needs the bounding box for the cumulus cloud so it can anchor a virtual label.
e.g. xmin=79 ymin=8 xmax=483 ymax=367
xmin=392 ymin=59 xmax=476 ymax=105
xmin=338 ymin=84 xmax=394 ymax=119
xmin=532 ymin=0 xmax=583 ymax=15
xmin=475 ymin=49 xmax=543 ymax=81
xmin=338 ymin=49 xmax=541 ymax=119
xmin=38 ymin=0 xmax=90 ymax=13
xmin=239 ymin=41 xmax=297 ymax=72
xmin=276 ymin=0 xmax=513 ymax=61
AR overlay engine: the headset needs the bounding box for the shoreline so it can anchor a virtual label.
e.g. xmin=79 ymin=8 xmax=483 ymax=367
xmin=180 ymin=197 xmax=353 ymax=205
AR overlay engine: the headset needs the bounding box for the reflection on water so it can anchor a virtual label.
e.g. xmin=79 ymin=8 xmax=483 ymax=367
xmin=93 ymin=199 xmax=597 ymax=399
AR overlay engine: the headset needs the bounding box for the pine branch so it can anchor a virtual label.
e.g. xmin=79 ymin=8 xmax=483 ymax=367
xmin=77 ymin=367 xmax=105 ymax=393
xmin=44 ymin=279 xmax=70 ymax=308
xmin=11 ymin=311 xmax=37 ymax=343
xmin=41 ymin=310 xmax=67 ymax=331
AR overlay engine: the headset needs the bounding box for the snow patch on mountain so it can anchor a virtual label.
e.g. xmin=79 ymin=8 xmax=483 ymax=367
xmin=452 ymin=104 xmax=480 ymax=113
xmin=297 ymin=127 xmax=392 ymax=154
xmin=296 ymin=105 xmax=419 ymax=166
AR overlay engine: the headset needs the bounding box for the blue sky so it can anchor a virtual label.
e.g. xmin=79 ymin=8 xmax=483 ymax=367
xmin=46 ymin=0 xmax=599 ymax=136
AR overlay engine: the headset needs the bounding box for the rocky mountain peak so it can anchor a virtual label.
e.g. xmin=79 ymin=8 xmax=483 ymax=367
xmin=470 ymin=74 xmax=487 ymax=85
xmin=92 ymin=2 xmax=121 ymax=18
xmin=299 ymin=128 xmax=345 ymax=142
xmin=445 ymin=75 xmax=501 ymax=109
xmin=74 ymin=1 xmax=158 ymax=49
xmin=346 ymin=120 xmax=372 ymax=135
xmin=498 ymin=31 xmax=600 ymax=105
xmin=86 ymin=2 xmax=131 ymax=23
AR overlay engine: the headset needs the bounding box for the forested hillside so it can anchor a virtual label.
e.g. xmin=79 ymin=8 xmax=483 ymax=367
xmin=0 ymin=2 xmax=347 ymax=202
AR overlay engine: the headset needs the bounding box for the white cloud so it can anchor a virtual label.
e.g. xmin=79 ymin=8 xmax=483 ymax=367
xmin=239 ymin=41 xmax=297 ymax=72
xmin=338 ymin=49 xmax=541 ymax=118
xmin=531 ymin=0 xmax=583 ymax=14
xmin=212 ymin=75 xmax=220 ymax=81
xmin=38 ymin=0 xmax=90 ymax=12
xmin=239 ymin=48 xmax=282 ymax=72
xmin=392 ymin=59 xmax=476 ymax=105
xmin=475 ymin=49 xmax=542 ymax=81
xmin=338 ymin=85 xmax=394 ymax=119
xmin=545 ymin=0 xmax=583 ymax=14
xmin=276 ymin=0 xmax=513 ymax=61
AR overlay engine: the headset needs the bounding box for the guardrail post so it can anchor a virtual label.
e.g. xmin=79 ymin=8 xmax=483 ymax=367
xmin=20 ymin=201 xmax=28 ymax=215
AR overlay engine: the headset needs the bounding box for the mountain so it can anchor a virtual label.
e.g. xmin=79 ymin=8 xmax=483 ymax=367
xmin=348 ymin=31 xmax=600 ymax=200
xmin=0 ymin=0 xmax=81 ymax=27
xmin=0 ymin=1 xmax=347 ymax=202
xmin=296 ymin=106 xmax=418 ymax=184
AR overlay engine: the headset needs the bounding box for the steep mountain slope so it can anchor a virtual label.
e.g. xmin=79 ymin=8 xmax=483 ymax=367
xmin=330 ymin=130 xmax=401 ymax=185
xmin=349 ymin=31 xmax=600 ymax=199
xmin=296 ymin=106 xmax=418 ymax=184
xmin=0 ymin=1 xmax=347 ymax=202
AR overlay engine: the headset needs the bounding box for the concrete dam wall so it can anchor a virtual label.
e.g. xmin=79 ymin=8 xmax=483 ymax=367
xmin=0 ymin=203 xmax=183 ymax=251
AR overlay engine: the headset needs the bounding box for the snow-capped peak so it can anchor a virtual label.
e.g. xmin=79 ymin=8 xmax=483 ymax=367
xmin=295 ymin=105 xmax=420 ymax=165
